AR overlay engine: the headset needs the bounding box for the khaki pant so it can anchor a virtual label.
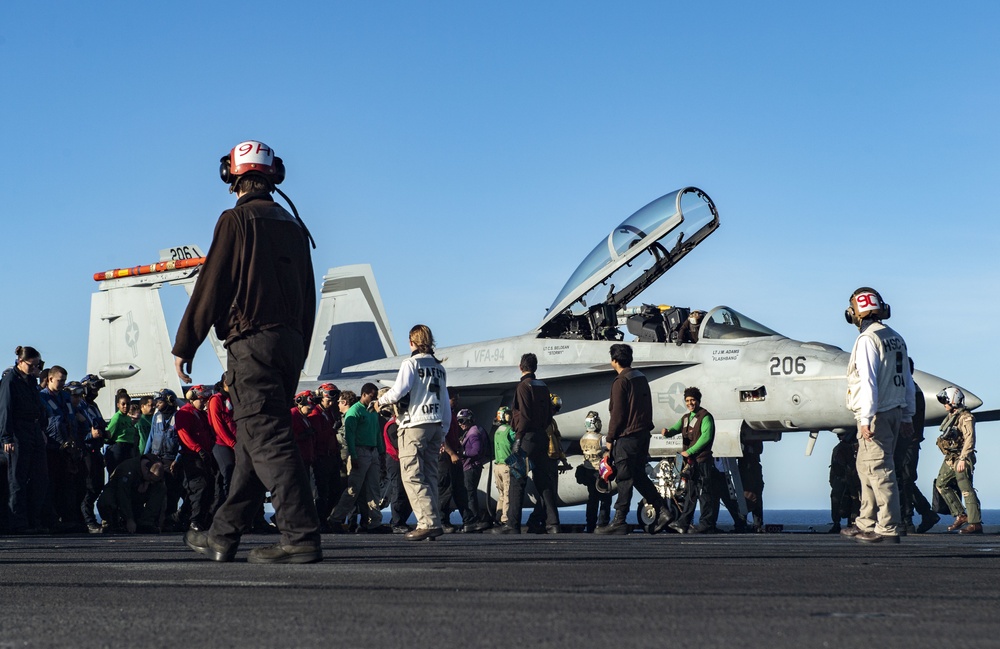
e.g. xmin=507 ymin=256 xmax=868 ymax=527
xmin=855 ymin=407 xmax=902 ymax=536
xmin=398 ymin=424 xmax=444 ymax=530
xmin=330 ymin=446 xmax=382 ymax=528
xmin=493 ymin=463 xmax=510 ymax=524
xmin=936 ymin=456 xmax=981 ymax=524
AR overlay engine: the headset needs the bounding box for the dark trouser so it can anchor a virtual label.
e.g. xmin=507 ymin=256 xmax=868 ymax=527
xmin=611 ymin=432 xmax=665 ymax=519
xmin=580 ymin=466 xmax=612 ymax=530
xmin=385 ymin=455 xmax=412 ymax=527
xmin=678 ymin=460 xmax=721 ymax=530
xmin=520 ymin=430 xmax=560 ymax=527
xmin=313 ymin=454 xmax=342 ymax=524
xmin=462 ymin=465 xmax=484 ymax=525
xmin=720 ymin=475 xmax=747 ymax=530
xmin=894 ymin=435 xmax=932 ymax=520
xmin=81 ymin=448 xmax=105 ymax=526
xmin=209 ymin=328 xmax=320 ymax=550
xmin=7 ymin=434 xmax=49 ymax=531
xmin=180 ymin=453 xmax=216 ymax=530
xmin=527 ymin=458 xmax=562 ymax=529
xmin=504 ymin=469 xmax=529 ymax=529
xmin=330 ymin=446 xmax=382 ymax=528
xmin=105 ymin=442 xmax=137 ymax=480
xmin=46 ymin=447 xmax=84 ymax=528
xmin=163 ymin=459 xmax=184 ymax=528
xmin=213 ymin=444 xmax=236 ymax=513
xmin=0 ymin=453 xmax=9 ymax=532
xmin=740 ymin=455 xmax=765 ymax=528
xmin=97 ymin=481 xmax=166 ymax=529
xmin=438 ymin=455 xmax=468 ymax=526
xmin=830 ymin=466 xmax=861 ymax=524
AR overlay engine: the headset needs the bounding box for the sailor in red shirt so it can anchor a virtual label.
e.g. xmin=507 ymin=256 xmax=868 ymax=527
xmin=206 ymin=376 xmax=237 ymax=503
xmin=308 ymin=383 xmax=343 ymax=529
xmin=176 ymin=385 xmax=217 ymax=531
xmin=291 ymin=391 xmax=317 ymax=481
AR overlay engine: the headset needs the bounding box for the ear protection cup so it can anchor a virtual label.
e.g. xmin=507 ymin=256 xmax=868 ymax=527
xmin=272 ymin=156 xmax=285 ymax=185
xmin=220 ymin=155 xmax=233 ymax=184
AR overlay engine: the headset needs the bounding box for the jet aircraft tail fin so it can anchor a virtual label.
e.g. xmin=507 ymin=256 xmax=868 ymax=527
xmin=88 ymin=247 xmax=215 ymax=415
xmin=87 ymin=285 xmax=185 ymax=416
xmin=302 ymin=264 xmax=397 ymax=381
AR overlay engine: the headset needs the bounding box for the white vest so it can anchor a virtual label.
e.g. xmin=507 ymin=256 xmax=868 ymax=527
xmin=399 ymin=354 xmax=447 ymax=428
xmin=846 ymin=322 xmax=910 ymax=417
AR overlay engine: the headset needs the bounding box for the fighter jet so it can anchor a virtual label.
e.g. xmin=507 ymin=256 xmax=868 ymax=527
xmin=87 ymin=186 xmax=983 ymax=511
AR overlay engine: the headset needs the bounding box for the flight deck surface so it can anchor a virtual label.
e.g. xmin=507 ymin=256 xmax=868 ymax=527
xmin=1 ymin=531 xmax=997 ymax=648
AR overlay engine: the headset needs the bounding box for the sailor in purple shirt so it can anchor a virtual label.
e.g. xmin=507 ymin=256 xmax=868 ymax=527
xmin=458 ymin=409 xmax=490 ymax=532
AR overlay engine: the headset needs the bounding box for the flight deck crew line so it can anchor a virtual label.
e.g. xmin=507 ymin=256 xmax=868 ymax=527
xmin=176 ymin=140 xmax=322 ymax=564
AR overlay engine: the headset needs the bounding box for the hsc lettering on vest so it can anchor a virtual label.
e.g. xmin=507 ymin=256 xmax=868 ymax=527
xmin=846 ymin=322 xmax=911 ymax=419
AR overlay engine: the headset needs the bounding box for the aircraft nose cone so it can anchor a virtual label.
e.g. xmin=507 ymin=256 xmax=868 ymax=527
xmin=914 ymin=370 xmax=982 ymax=424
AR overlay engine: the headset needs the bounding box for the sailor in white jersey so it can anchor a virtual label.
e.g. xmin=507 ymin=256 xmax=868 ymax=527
xmin=377 ymin=325 xmax=452 ymax=541
xmin=841 ymin=287 xmax=916 ymax=544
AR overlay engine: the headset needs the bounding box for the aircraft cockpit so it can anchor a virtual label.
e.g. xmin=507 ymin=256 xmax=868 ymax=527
xmin=699 ymin=306 xmax=782 ymax=340
xmin=538 ymin=187 xmax=719 ymax=341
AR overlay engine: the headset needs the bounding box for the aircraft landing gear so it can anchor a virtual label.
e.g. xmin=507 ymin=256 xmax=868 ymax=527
xmin=637 ymin=458 xmax=683 ymax=534
xmin=637 ymin=499 xmax=679 ymax=534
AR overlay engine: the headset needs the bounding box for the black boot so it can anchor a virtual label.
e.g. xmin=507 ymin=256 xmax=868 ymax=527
xmin=595 ymin=513 xmax=630 ymax=535
xmin=917 ymin=512 xmax=940 ymax=533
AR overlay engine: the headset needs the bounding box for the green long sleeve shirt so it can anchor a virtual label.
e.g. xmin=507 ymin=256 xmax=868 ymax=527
xmin=106 ymin=411 xmax=139 ymax=447
xmin=343 ymin=401 xmax=383 ymax=459
xmin=667 ymin=411 xmax=715 ymax=456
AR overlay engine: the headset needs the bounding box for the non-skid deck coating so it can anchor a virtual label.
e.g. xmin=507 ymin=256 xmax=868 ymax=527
xmin=1 ymin=531 xmax=998 ymax=648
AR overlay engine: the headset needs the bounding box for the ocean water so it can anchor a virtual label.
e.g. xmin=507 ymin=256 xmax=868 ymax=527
xmin=268 ymin=503 xmax=999 ymax=532
xmin=538 ymin=506 xmax=1000 ymax=531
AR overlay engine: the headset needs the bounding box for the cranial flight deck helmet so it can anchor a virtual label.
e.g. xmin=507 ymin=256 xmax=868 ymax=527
xmin=185 ymin=385 xmax=212 ymax=401
xmin=585 ymin=410 xmax=602 ymax=433
xmin=220 ymin=140 xmax=286 ymax=186
xmin=316 ymin=383 xmax=340 ymax=400
xmin=218 ymin=140 xmax=315 ymax=249
xmin=598 ymin=454 xmax=616 ymax=482
xmin=937 ymin=386 xmax=965 ymax=408
xmin=844 ymin=287 xmax=891 ymax=327
xmin=496 ymin=406 xmax=512 ymax=424
xmin=294 ymin=390 xmax=316 ymax=407
xmin=154 ymin=388 xmax=177 ymax=406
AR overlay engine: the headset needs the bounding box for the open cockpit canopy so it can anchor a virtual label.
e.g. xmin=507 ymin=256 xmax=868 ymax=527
xmin=539 ymin=187 xmax=719 ymax=340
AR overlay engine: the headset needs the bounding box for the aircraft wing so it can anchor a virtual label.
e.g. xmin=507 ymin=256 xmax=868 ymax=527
xmin=974 ymin=408 xmax=1000 ymax=423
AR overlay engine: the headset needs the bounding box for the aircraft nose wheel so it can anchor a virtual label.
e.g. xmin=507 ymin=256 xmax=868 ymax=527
xmin=637 ymin=499 xmax=679 ymax=534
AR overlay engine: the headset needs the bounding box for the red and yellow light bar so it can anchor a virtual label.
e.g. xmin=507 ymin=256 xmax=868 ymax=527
xmin=93 ymin=257 xmax=205 ymax=282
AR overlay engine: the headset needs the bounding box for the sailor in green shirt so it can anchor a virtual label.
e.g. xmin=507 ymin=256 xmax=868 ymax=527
xmin=136 ymin=396 xmax=154 ymax=458
xmin=328 ymin=385 xmax=385 ymax=532
xmin=105 ymin=392 xmax=139 ymax=478
xmin=662 ymin=386 xmax=722 ymax=533
xmin=492 ymin=406 xmax=516 ymax=526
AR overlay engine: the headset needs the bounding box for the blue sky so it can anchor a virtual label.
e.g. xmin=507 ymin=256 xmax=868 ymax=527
xmin=2 ymin=2 xmax=998 ymax=511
